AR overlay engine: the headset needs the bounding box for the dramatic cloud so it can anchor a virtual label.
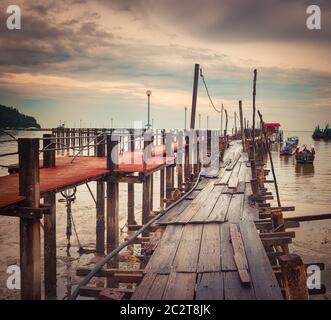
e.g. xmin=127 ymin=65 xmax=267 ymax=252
xmin=0 ymin=0 xmax=330 ymax=129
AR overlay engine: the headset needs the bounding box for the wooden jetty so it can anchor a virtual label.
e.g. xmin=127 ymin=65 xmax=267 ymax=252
xmin=0 ymin=124 xmax=318 ymax=300
xmin=131 ymin=141 xmax=282 ymax=300
xmin=0 ymin=67 xmax=323 ymax=300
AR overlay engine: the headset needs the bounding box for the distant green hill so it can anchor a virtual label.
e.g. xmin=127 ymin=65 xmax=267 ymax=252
xmin=0 ymin=104 xmax=41 ymax=128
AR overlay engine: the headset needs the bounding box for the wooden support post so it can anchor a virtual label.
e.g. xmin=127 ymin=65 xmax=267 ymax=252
xmin=96 ymin=179 xmax=105 ymax=254
xmin=42 ymin=134 xmax=57 ymax=298
xmin=96 ymin=133 xmax=105 ymax=157
xmin=190 ymin=63 xmax=199 ymax=130
xmin=184 ymin=135 xmax=190 ymax=191
xmin=128 ymin=129 xmax=136 ymax=225
xmin=106 ymin=135 xmax=119 ymax=254
xmin=160 ymin=130 xmax=166 ymax=207
xmin=224 ymin=109 xmax=228 ymax=139
xmin=207 ymin=129 xmax=211 ymax=155
xmin=251 ymin=69 xmax=257 ymax=160
xmin=65 ymin=128 xmax=70 ymax=156
xmin=278 ymin=254 xmax=309 ymax=300
xmin=149 ymin=134 xmax=154 ymax=211
xmin=18 ymin=138 xmax=41 ymax=300
xmin=142 ymin=175 xmax=151 ymax=233
xmin=239 ymin=100 xmax=245 ymax=152
xmin=43 ymin=192 xmax=56 ymax=298
xmin=43 ymin=134 xmax=55 ymax=168
xmin=165 ymin=166 xmax=172 ymax=207
xmin=96 ymin=137 xmax=105 ymax=254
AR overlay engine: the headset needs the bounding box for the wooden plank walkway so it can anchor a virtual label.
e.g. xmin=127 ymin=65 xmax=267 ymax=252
xmin=132 ymin=141 xmax=283 ymax=300
xmin=0 ymin=144 xmax=176 ymax=209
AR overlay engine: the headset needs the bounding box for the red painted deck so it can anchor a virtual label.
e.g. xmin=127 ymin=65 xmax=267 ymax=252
xmin=0 ymin=145 xmax=176 ymax=209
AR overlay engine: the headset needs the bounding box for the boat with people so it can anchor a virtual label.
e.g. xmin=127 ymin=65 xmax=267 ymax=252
xmin=280 ymin=141 xmax=295 ymax=156
xmin=312 ymin=125 xmax=324 ymax=140
xmin=280 ymin=136 xmax=299 ymax=156
xmin=286 ymin=136 xmax=299 ymax=147
xmin=295 ymin=145 xmax=315 ymax=164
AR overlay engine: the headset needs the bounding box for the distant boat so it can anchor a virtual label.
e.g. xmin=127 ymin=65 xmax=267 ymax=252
xmin=280 ymin=141 xmax=295 ymax=156
xmin=286 ymin=136 xmax=299 ymax=147
xmin=323 ymin=124 xmax=331 ymax=141
xmin=295 ymin=145 xmax=315 ymax=164
xmin=312 ymin=124 xmax=331 ymax=140
xmin=312 ymin=125 xmax=324 ymax=140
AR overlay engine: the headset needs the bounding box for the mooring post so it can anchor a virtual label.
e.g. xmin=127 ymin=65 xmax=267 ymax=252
xmin=96 ymin=133 xmax=106 ymax=254
xmin=160 ymin=130 xmax=166 ymax=207
xmin=194 ymin=130 xmax=200 ymax=177
xmin=165 ymin=165 xmax=172 ymax=207
xmin=177 ymin=130 xmax=184 ymax=191
xmin=42 ymin=134 xmax=57 ymax=298
xmin=18 ymin=138 xmax=41 ymax=300
xmin=278 ymin=254 xmax=309 ymax=300
xmin=149 ymin=133 xmax=155 ymax=212
xmin=239 ymin=100 xmax=246 ymax=152
xmin=65 ymin=128 xmax=70 ymax=156
xmin=128 ymin=129 xmax=136 ymax=225
xmin=190 ymin=63 xmax=199 ymax=130
xmin=106 ymin=134 xmax=119 ymax=254
xmin=184 ymin=134 xmax=190 ymax=191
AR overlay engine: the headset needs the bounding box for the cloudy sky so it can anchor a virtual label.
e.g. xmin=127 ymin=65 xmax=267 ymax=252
xmin=0 ymin=0 xmax=330 ymax=130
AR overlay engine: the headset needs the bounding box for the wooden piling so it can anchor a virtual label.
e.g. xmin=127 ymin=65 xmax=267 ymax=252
xmin=106 ymin=135 xmax=119 ymax=253
xmin=43 ymin=134 xmax=57 ymax=298
xmin=128 ymin=129 xmax=136 ymax=225
xmin=159 ymin=130 xmax=166 ymax=207
xmin=96 ymin=133 xmax=105 ymax=254
xmin=18 ymin=138 xmax=41 ymax=300
xmin=239 ymin=100 xmax=245 ymax=152
xmin=278 ymin=254 xmax=309 ymax=300
xmin=190 ymin=64 xmax=199 ymax=129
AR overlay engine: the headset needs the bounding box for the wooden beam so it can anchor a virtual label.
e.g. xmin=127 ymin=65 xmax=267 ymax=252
xmin=18 ymin=138 xmax=41 ymax=300
xmin=190 ymin=64 xmax=199 ymax=129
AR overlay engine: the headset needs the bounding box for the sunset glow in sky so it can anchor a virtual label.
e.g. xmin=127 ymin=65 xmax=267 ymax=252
xmin=0 ymin=0 xmax=330 ymax=130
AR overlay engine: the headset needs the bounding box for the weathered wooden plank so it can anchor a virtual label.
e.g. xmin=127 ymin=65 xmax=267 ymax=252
xmin=185 ymin=190 xmax=200 ymax=200
xmin=174 ymin=181 xmax=214 ymax=224
xmin=226 ymin=153 xmax=241 ymax=171
xmin=238 ymin=162 xmax=248 ymax=183
xmin=131 ymin=273 xmax=157 ymax=300
xmin=157 ymin=199 xmax=191 ymax=224
xmin=242 ymin=182 xmax=259 ymax=221
xmin=215 ymin=170 xmax=232 ymax=185
xmin=196 ymin=272 xmax=224 ymax=300
xmin=197 ymin=224 xmax=221 ymax=272
xmin=189 ymin=186 xmax=223 ymax=223
xmin=206 ymin=193 xmax=232 ymax=222
xmin=220 ymin=223 xmax=236 ymax=271
xmin=144 ymin=225 xmax=183 ymax=273
xmin=239 ymin=220 xmax=283 ymax=300
xmin=228 ymin=161 xmax=241 ymax=189
xmin=236 ymin=181 xmax=246 ymax=193
xmin=162 ymin=272 xmax=196 ymax=300
xmin=226 ymin=193 xmax=244 ymax=222
xmin=145 ymin=274 xmax=169 ymax=300
xmin=229 ymin=223 xmax=251 ymax=284
xmin=172 ymin=224 xmax=203 ymax=272
xmin=224 ymin=272 xmax=256 ymax=300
